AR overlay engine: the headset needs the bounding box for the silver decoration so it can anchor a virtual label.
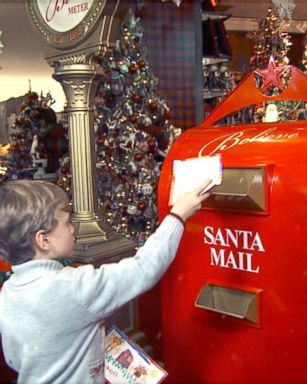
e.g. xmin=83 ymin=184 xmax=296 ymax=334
xmin=161 ymin=0 xmax=182 ymax=6
xmin=272 ymin=0 xmax=296 ymax=20
xmin=0 ymin=31 xmax=3 ymax=54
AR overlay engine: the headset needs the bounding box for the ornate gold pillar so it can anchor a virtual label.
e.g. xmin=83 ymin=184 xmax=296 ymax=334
xmin=53 ymin=61 xmax=136 ymax=263
xmin=53 ymin=63 xmax=108 ymax=243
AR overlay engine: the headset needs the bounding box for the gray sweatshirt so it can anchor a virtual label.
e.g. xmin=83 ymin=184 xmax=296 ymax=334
xmin=0 ymin=215 xmax=183 ymax=384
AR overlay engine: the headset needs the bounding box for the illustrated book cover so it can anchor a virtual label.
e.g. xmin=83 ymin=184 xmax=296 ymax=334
xmin=105 ymin=326 xmax=168 ymax=384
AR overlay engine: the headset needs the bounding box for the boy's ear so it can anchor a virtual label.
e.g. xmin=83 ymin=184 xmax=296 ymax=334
xmin=35 ymin=230 xmax=51 ymax=251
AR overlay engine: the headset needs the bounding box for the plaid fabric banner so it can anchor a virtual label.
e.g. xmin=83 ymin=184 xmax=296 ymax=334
xmin=134 ymin=1 xmax=203 ymax=360
xmin=138 ymin=0 xmax=203 ymax=130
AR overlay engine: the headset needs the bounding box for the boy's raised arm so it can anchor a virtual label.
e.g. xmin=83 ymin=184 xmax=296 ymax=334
xmin=61 ymin=180 xmax=212 ymax=320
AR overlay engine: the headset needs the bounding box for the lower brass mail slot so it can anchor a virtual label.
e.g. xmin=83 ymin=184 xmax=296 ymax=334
xmin=203 ymin=167 xmax=270 ymax=214
xmin=195 ymin=283 xmax=261 ymax=326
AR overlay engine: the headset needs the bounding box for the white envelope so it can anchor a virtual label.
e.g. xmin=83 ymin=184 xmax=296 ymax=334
xmin=169 ymin=154 xmax=222 ymax=205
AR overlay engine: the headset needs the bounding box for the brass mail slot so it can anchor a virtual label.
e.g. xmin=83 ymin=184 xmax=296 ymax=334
xmin=195 ymin=283 xmax=261 ymax=326
xmin=203 ymin=167 xmax=269 ymax=213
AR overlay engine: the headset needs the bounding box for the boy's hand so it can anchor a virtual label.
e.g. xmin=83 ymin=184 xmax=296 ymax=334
xmin=170 ymin=179 xmax=212 ymax=222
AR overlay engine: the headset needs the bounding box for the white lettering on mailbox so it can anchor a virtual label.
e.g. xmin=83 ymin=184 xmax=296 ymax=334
xmin=198 ymin=127 xmax=299 ymax=157
xmin=204 ymin=226 xmax=265 ymax=273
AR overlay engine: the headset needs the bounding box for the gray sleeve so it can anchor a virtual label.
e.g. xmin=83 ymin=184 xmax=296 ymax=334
xmin=62 ymin=215 xmax=184 ymax=319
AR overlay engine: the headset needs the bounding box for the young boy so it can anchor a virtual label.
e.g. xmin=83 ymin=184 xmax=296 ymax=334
xmin=0 ymin=179 xmax=211 ymax=384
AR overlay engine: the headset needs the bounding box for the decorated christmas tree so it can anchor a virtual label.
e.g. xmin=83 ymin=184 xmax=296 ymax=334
xmin=248 ymin=6 xmax=292 ymax=70
xmin=94 ymin=11 xmax=181 ymax=246
xmin=3 ymin=90 xmax=68 ymax=182
xmin=243 ymin=4 xmax=304 ymax=124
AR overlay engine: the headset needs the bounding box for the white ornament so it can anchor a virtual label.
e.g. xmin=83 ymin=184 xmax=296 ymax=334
xmin=272 ymin=0 xmax=296 ymax=20
xmin=128 ymin=12 xmax=137 ymax=29
xmin=119 ymin=132 xmax=136 ymax=152
xmin=142 ymin=183 xmax=153 ymax=195
xmin=127 ymin=204 xmax=139 ymax=215
xmin=119 ymin=64 xmax=129 ymax=74
xmin=143 ymin=116 xmax=152 ymax=126
xmin=128 ymin=160 xmax=137 ymax=172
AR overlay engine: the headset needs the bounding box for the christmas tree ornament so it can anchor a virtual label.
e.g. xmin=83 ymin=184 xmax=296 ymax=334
xmin=127 ymin=204 xmax=139 ymax=215
xmin=138 ymin=202 xmax=146 ymax=211
xmin=137 ymin=59 xmax=146 ymax=69
xmin=129 ymin=63 xmax=139 ymax=74
xmin=129 ymin=114 xmax=138 ymax=123
xmin=149 ymin=100 xmax=158 ymax=110
xmin=141 ymin=183 xmax=153 ymax=195
xmin=255 ymin=55 xmax=290 ymax=93
xmin=142 ymin=116 xmax=152 ymax=126
xmin=132 ymin=94 xmax=142 ymax=103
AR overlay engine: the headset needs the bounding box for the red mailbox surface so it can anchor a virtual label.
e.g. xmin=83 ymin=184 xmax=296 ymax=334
xmin=158 ymin=63 xmax=307 ymax=383
xmin=0 ymin=262 xmax=17 ymax=382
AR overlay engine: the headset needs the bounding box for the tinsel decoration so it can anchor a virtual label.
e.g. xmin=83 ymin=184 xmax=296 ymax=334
xmin=94 ymin=10 xmax=181 ymax=246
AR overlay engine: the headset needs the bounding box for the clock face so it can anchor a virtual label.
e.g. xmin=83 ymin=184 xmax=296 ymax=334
xmin=36 ymin=0 xmax=95 ymax=33
xmin=26 ymin=0 xmax=106 ymax=49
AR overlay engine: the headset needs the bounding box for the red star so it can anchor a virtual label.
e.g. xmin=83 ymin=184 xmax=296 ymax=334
xmin=255 ymin=56 xmax=289 ymax=92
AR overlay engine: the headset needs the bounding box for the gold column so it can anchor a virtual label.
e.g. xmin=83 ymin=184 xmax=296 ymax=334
xmin=53 ymin=62 xmax=136 ymax=264
xmin=53 ymin=63 xmax=108 ymax=243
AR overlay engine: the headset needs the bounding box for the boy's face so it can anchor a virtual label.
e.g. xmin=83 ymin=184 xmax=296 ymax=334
xmin=47 ymin=209 xmax=75 ymax=259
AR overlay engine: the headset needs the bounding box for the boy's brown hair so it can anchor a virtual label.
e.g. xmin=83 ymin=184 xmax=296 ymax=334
xmin=0 ymin=180 xmax=70 ymax=265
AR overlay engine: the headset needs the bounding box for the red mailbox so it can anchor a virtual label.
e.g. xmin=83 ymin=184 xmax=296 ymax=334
xmin=158 ymin=62 xmax=307 ymax=383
